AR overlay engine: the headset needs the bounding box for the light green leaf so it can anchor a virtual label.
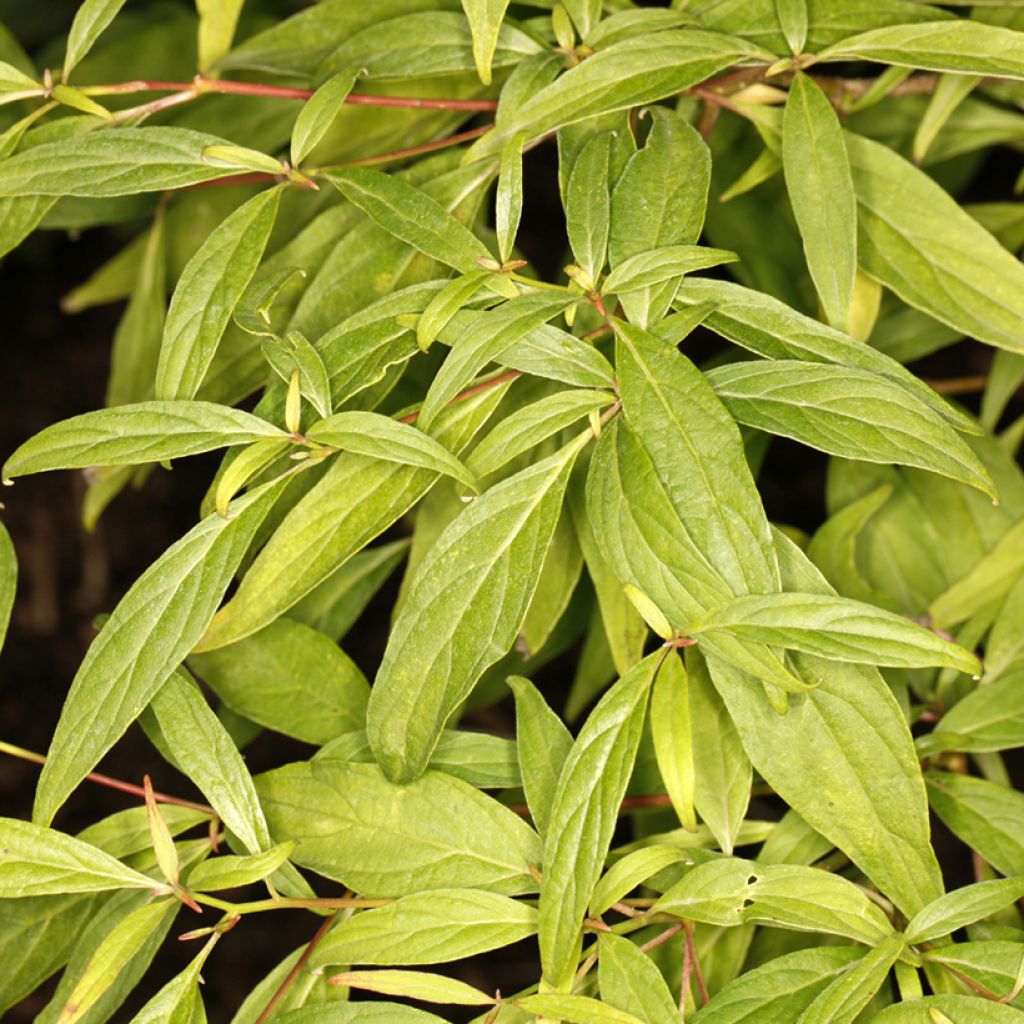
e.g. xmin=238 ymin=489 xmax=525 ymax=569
xmin=708 ymin=533 xmax=943 ymax=917
xmin=598 ymin=933 xmax=679 ymax=1024
xmin=291 ymin=70 xmax=359 ymax=167
xmin=468 ymin=388 xmax=614 ymax=478
xmin=307 ymin=411 xmax=479 ymax=493
xmin=156 ymin=188 xmax=282 ymax=401
xmin=776 ymin=0 xmax=808 ymax=54
xmin=496 ymin=132 xmax=524 ymax=264
xmin=687 ymin=648 xmax=751 ymax=856
xmin=190 ymin=618 xmax=369 ymax=744
xmin=0 ymin=519 xmax=15 ymax=653
xmin=256 ymin=760 xmax=542 ymax=897
xmin=276 ymin=1007 xmax=448 ymax=1024
xmin=866 ymin=995 xmax=1024 ymax=1022
xmin=263 ymin=329 xmax=333 ymax=420
xmin=651 ymin=650 xmax=697 ymax=831
xmin=846 ymin=131 xmax=1024 ymax=356
xmin=922 ymin=942 xmax=1024 ymax=1008
xmin=819 ymin=20 xmax=1024 ymax=79
xmin=507 ymin=675 xmax=573 ymax=839
xmin=589 ymin=845 xmax=691 ymax=917
xmin=906 ymin=877 xmax=1024 ymax=945
xmin=602 ymin=244 xmax=737 ymax=296
xmin=367 ymin=436 xmax=582 ymax=783
xmin=202 ymin=144 xmax=284 ymax=177
xmin=929 ymin=520 xmax=1024 ymax=630
xmin=657 ymin=857 xmax=894 ymax=944
xmin=310 ymin=889 xmax=537 ymax=968
xmin=197 ymin=0 xmax=246 ymax=72
xmin=563 ymin=0 xmax=601 ymax=38
xmin=63 ymin=0 xmax=129 ymax=79
xmin=420 ymin=294 xmax=571 ymax=428
xmin=516 ymin=994 xmax=646 ymax=1024
xmin=334 ymin=969 xmax=494 ymax=1005
xmin=926 ymin=772 xmax=1024 ymax=878
xmin=468 ymin=30 xmax=768 ymax=158
xmin=33 ymin=475 xmax=290 ymax=825
xmin=187 ymin=843 xmax=296 ymax=892
xmin=3 ymin=400 xmax=286 ymax=480
xmin=51 ymin=85 xmax=113 ymax=121
xmin=197 ymin=381 xmax=510 ymax=651
xmin=675 ymin=277 xmax=979 ymax=434
xmin=0 ymin=128 xmax=270 ymax=198
xmin=0 ymin=818 xmax=156 ymax=898
xmin=461 ymin=0 xmax=513 ymax=84
xmin=539 ymin=652 xmax=660 ymax=988
xmin=327 ymin=167 xmax=496 ymax=277
xmin=212 ymin=437 xmax=291 ymax=518
xmin=416 ymin=270 xmax=494 ymax=352
xmin=796 ymin=934 xmax=903 ymax=1024
xmin=566 ymin=131 xmax=612 ymax=286
xmin=150 ymin=671 xmax=272 ymax=854
xmin=690 ymin=946 xmax=865 ymax=1024
xmin=913 ymin=73 xmax=980 ymax=165
xmin=782 ymin=73 xmax=857 ymax=331
xmin=922 ymin=672 xmax=1024 ymax=755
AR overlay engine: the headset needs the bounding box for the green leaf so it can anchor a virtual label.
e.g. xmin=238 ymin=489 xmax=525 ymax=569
xmin=708 ymin=360 xmax=992 ymax=496
xmin=795 ymin=934 xmax=903 ymax=1024
xmin=922 ymin=942 xmax=1024 ymax=1007
xmin=3 ymin=400 xmax=286 ymax=479
xmin=689 ymin=591 xmax=980 ymax=673
xmin=675 ymin=277 xmax=979 ymax=434
xmin=275 ymin=1007 xmax=448 ymax=1024
xmin=197 ymin=0 xmax=246 ymax=73
xmin=327 ymin=167 xmax=496 ymax=277
xmin=589 ymin=845 xmax=691 ymax=917
xmin=63 ymin=0 xmax=129 ymax=78
xmin=496 ymin=132 xmax=524 ymax=264
xmin=687 ymin=648 xmax=752 ymax=856
xmin=291 ymin=70 xmax=359 ymax=167
xmin=263 ymin=330 xmax=333 ymax=421
xmin=0 ymin=519 xmax=15 ymax=653
xmin=782 ymin=73 xmax=857 ymax=331
xmin=651 ymin=650 xmax=697 ymax=831
xmin=149 ymin=671 xmax=272 ymax=854
xmin=187 ymin=843 xmax=296 ymax=892
xmin=189 ymin=618 xmax=369 ymax=745
xmin=507 ymin=675 xmax=573 ymax=839
xmin=923 ymin=672 xmax=1024 ymax=755
xmin=656 ymin=857 xmax=894 ymax=944
xmin=819 ymin=20 xmax=1024 ymax=79
xmin=212 ymin=438 xmax=291 ymax=518
xmin=609 ymin=109 xmax=711 ymax=327
xmin=906 ymin=877 xmax=1024 ymax=946
xmin=866 ymin=995 xmax=1024 ymax=1022
xmin=201 ymin=144 xmax=285 ymax=177
xmin=690 ymin=946 xmax=865 ymax=1024
xmin=0 ymin=818 xmax=156 ymax=897
xmin=566 ymin=131 xmax=612 ymax=286
xmin=51 ymin=899 xmax=177 ymax=1024
xmin=468 ymin=388 xmax=614 ymax=478
xmin=33 ymin=475 xmax=290 ymax=825
xmin=598 ymin=933 xmax=679 ymax=1024
xmin=461 ymin=0 xmax=513 ymax=84
xmin=468 ymin=29 xmax=768 ymax=157
xmin=516 ymin=994 xmax=646 ymax=1024
xmin=367 ymin=436 xmax=582 ymax=783
xmin=603 ymin=244 xmax=737 ymax=296
xmin=155 ymin=188 xmax=282 ymax=401
xmin=913 ymin=73 xmax=980 ymax=165
xmin=0 ymin=128 xmax=272 ymax=198
xmin=563 ymin=0 xmax=601 ymax=38
xmin=539 ymin=652 xmax=659 ymax=988
xmin=416 ymin=270 xmax=494 ymax=352
xmin=310 ymin=888 xmax=537 ymax=968
xmin=256 ymin=760 xmax=542 ymax=897
xmin=846 ymin=131 xmax=1024 ymax=356
xmin=708 ymin=534 xmax=943 ymax=917
xmin=127 ymin=934 xmax=214 ymax=1024
xmin=333 ymin=969 xmax=494 ymax=1005
xmin=776 ymin=0 xmax=808 ymax=54
xmin=420 ymin=294 xmax=572 ymax=428
xmin=197 ymin=381 xmax=510 ymax=651
xmin=926 ymin=772 xmax=1024 ymax=877
xmin=929 ymin=520 xmax=1024 ymax=630
xmin=307 ymin=411 xmax=479 ymax=493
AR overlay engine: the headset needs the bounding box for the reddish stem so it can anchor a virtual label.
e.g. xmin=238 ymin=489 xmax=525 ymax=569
xmin=398 ymin=369 xmax=522 ymax=424
xmin=685 ymin=922 xmax=709 ymax=1005
xmin=336 ymin=124 xmax=491 ymax=168
xmin=255 ymin=913 xmax=336 ymax=1024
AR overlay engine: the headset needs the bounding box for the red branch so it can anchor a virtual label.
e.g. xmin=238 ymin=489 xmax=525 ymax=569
xmin=255 ymin=914 xmax=336 ymax=1024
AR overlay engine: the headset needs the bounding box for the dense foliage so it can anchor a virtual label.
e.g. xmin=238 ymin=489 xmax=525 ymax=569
xmin=3 ymin=0 xmax=1024 ymax=1021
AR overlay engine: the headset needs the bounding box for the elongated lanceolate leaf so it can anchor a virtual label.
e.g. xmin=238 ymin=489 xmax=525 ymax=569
xmin=460 ymin=0 xmax=513 ymax=84
xmin=598 ymin=933 xmax=679 ymax=1024
xmin=291 ymin=70 xmax=359 ymax=167
xmin=367 ymin=436 xmax=583 ymax=783
xmin=63 ymin=0 xmax=129 ymax=78
xmin=0 ymin=519 xmax=14 ymax=653
xmin=3 ymin=401 xmax=286 ymax=480
xmin=905 ymin=877 xmax=1024 ymax=946
xmin=332 ymin=969 xmax=493 ymax=1005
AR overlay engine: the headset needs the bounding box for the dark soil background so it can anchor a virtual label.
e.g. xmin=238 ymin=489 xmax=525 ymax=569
xmin=0 ymin=2 xmax=1019 ymax=1022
